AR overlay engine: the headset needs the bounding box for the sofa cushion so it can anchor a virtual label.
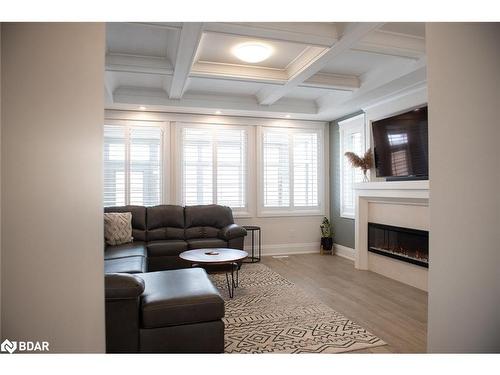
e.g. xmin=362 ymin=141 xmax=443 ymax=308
xmin=139 ymin=269 xmax=224 ymax=328
xmin=105 ymin=205 xmax=147 ymax=241
xmin=187 ymin=238 xmax=227 ymax=249
xmin=185 ymin=226 xmax=220 ymax=239
xmin=146 ymin=205 xmax=185 ymax=241
xmin=104 ymin=212 xmax=133 ymax=246
xmin=147 ymin=240 xmax=188 ymax=257
xmin=184 ymin=205 xmax=235 ymax=240
xmin=105 ymin=241 xmax=147 ymax=260
xmin=105 ymin=256 xmax=146 ymax=274
xmin=147 ymin=256 xmax=191 ymax=272
xmin=185 ymin=205 xmax=234 ymax=229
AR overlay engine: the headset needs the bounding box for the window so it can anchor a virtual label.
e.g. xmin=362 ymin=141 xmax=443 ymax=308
xmin=260 ymin=127 xmax=322 ymax=214
xmin=179 ymin=124 xmax=248 ymax=211
xmin=339 ymin=114 xmax=366 ymax=218
xmin=104 ymin=125 xmax=163 ymax=207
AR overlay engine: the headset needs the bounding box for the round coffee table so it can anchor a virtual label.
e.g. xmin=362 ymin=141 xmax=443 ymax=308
xmin=180 ymin=248 xmax=248 ymax=298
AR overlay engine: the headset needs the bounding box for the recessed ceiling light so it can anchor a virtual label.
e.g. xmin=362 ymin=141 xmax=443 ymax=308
xmin=285 ymin=114 xmax=291 ymax=118
xmin=139 ymin=106 xmax=147 ymax=111
xmin=215 ymin=110 xmax=222 ymax=115
xmin=232 ymin=42 xmax=273 ymax=63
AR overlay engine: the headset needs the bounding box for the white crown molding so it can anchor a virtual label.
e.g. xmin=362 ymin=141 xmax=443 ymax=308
xmin=112 ymin=88 xmax=318 ymax=116
xmin=203 ymin=22 xmax=338 ymax=47
xmin=104 ymin=109 xmax=328 ymax=128
xmin=106 ymin=53 xmax=173 ymax=75
xmin=191 ymin=61 xmax=287 ymax=83
xmin=124 ymin=22 xmax=183 ymax=31
xmin=355 ymin=29 xmax=426 ymax=60
xmin=302 ymin=72 xmax=360 ymax=91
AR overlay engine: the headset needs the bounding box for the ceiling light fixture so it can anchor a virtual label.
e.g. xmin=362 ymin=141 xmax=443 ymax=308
xmin=139 ymin=106 xmax=147 ymax=111
xmin=215 ymin=110 xmax=222 ymax=115
xmin=232 ymin=42 xmax=273 ymax=63
xmin=285 ymin=114 xmax=291 ymax=118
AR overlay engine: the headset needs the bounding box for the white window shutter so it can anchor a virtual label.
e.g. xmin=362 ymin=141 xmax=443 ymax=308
xmin=180 ymin=125 xmax=248 ymax=209
xmin=263 ymin=130 xmax=290 ymax=207
xmin=129 ymin=127 xmax=162 ymax=206
xmin=339 ymin=115 xmax=365 ymax=218
xmin=293 ymin=132 xmax=319 ymax=207
xmin=104 ymin=126 xmax=126 ymax=207
xmin=182 ymin=127 xmax=213 ymax=206
xmin=216 ymin=129 xmax=247 ymax=208
xmin=104 ymin=125 xmax=163 ymax=207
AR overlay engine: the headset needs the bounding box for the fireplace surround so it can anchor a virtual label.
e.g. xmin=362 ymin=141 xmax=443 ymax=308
xmin=353 ymin=180 xmax=429 ymax=290
xmin=368 ymin=222 xmax=429 ymax=268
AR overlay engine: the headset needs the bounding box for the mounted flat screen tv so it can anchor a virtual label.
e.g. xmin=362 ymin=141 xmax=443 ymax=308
xmin=372 ymin=106 xmax=429 ymax=180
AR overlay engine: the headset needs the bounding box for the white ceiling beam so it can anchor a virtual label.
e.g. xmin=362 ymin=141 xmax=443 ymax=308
xmin=106 ymin=53 xmax=173 ymax=75
xmin=256 ymin=22 xmax=383 ymax=105
xmin=169 ymin=23 xmax=204 ymax=99
xmin=124 ymin=22 xmax=183 ymax=30
xmin=354 ymin=29 xmax=426 ymax=59
xmin=113 ymin=87 xmax=317 ymax=116
xmin=301 ymin=72 xmax=360 ymax=91
xmin=203 ymin=22 xmax=338 ymax=47
xmin=285 ymin=46 xmax=329 ymax=78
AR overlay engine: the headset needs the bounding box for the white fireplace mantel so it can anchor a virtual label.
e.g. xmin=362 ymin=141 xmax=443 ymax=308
xmin=353 ymin=180 xmax=429 ymax=290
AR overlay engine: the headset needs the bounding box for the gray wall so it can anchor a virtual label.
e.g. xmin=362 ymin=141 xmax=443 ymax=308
xmin=1 ymin=23 xmax=106 ymax=352
xmin=329 ymin=111 xmax=364 ymax=249
xmin=426 ymin=23 xmax=500 ymax=352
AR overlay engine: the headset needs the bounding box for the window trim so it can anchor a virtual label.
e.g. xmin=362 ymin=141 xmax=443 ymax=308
xmin=257 ymin=125 xmax=326 ymax=217
xmin=339 ymin=114 xmax=366 ymax=219
xmin=104 ymin=120 xmax=170 ymax=207
xmin=174 ymin=122 xmax=253 ymax=217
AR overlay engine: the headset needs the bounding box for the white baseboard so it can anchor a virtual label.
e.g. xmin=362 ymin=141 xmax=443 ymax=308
xmin=247 ymin=242 xmax=320 ymax=257
xmin=244 ymin=242 xmax=355 ymax=259
xmin=334 ymin=244 xmax=355 ymax=261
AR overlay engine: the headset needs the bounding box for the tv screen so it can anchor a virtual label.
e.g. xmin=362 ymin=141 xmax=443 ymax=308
xmin=372 ymin=106 xmax=428 ymax=179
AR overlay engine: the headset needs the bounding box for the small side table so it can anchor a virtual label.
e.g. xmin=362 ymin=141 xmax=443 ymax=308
xmin=243 ymin=225 xmax=261 ymax=263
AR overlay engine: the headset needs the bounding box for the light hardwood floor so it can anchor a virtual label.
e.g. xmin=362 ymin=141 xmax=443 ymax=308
xmin=261 ymin=253 xmax=428 ymax=353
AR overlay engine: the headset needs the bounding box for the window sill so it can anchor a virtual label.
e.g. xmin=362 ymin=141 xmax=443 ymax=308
xmin=233 ymin=211 xmax=253 ymax=219
xmin=257 ymin=210 xmax=325 ymax=218
xmin=340 ymin=213 xmax=355 ymax=220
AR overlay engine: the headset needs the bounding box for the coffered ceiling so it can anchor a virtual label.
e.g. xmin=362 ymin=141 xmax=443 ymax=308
xmin=105 ymin=22 xmax=426 ymax=121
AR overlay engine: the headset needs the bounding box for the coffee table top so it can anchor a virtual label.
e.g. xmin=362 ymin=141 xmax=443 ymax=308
xmin=180 ymin=248 xmax=248 ymax=264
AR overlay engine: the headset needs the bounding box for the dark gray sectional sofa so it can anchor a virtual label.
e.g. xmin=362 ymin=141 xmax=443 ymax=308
xmin=104 ymin=204 xmax=247 ymax=273
xmin=103 ymin=204 xmax=247 ymax=353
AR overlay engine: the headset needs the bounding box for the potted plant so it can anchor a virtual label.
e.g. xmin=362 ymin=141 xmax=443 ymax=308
xmin=320 ymin=217 xmax=333 ymax=253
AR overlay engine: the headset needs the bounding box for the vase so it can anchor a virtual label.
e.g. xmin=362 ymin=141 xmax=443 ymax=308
xmin=362 ymin=170 xmax=369 ymax=182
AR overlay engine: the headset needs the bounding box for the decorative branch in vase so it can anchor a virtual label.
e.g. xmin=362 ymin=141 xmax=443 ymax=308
xmin=345 ymin=148 xmax=373 ymax=182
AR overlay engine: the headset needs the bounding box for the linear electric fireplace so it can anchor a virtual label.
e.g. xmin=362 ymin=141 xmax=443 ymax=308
xmin=368 ymin=222 xmax=429 ymax=268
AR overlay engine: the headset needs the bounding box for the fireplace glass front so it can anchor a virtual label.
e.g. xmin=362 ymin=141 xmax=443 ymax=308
xmin=368 ymin=222 xmax=429 ymax=268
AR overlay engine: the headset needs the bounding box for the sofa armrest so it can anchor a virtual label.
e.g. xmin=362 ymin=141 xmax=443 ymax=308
xmin=105 ymin=273 xmax=145 ymax=300
xmin=219 ymin=224 xmax=247 ymax=241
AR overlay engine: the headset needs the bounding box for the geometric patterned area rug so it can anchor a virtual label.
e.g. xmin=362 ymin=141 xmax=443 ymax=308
xmin=209 ymin=263 xmax=386 ymax=354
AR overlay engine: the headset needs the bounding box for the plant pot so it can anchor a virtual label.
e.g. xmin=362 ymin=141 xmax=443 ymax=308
xmin=321 ymin=237 xmax=333 ymax=251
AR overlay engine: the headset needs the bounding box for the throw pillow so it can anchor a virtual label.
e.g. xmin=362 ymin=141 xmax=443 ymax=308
xmin=104 ymin=212 xmax=133 ymax=246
